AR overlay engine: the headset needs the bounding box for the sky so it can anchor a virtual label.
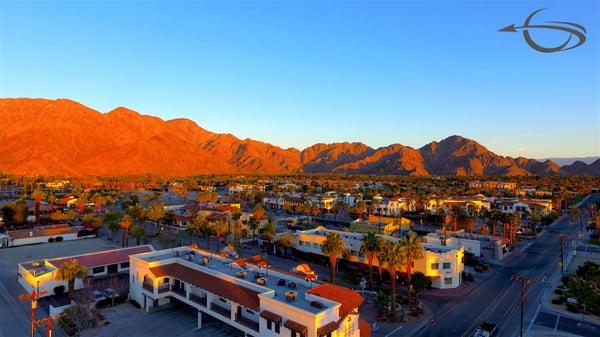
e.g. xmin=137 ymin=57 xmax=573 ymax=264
xmin=1 ymin=0 xmax=598 ymax=158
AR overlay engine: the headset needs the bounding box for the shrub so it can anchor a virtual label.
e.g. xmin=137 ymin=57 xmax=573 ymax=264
xmin=55 ymin=236 xmax=63 ymax=242
xmin=554 ymin=289 xmax=563 ymax=295
xmin=551 ymin=298 xmax=563 ymax=305
xmin=54 ymin=285 xmax=65 ymax=296
xmin=129 ymin=299 xmax=141 ymax=309
xmin=474 ymin=266 xmax=484 ymax=273
xmin=48 ymin=237 xmax=55 ymax=243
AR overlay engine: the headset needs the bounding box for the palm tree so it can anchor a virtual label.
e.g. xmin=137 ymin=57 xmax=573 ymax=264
xmin=321 ymin=232 xmax=346 ymax=284
xmin=31 ymin=189 xmax=45 ymax=224
xmin=411 ymin=271 xmax=429 ymax=308
xmin=276 ymin=233 xmax=295 ymax=255
xmin=120 ymin=214 xmax=133 ymax=247
xmin=146 ymin=202 xmax=166 ymax=226
xmin=75 ymin=194 xmax=88 ymax=216
xmin=198 ymin=217 xmax=213 ymax=251
xmin=130 ymin=225 xmax=145 ymax=246
xmin=187 ymin=217 xmax=201 ymax=245
xmin=92 ymin=194 xmax=105 ymax=214
xmin=230 ymin=210 xmax=242 ymax=249
xmin=213 ymin=219 xmax=229 ymax=252
xmin=400 ymin=231 xmax=424 ymax=308
xmin=103 ymin=211 xmax=121 ymax=241
xmin=378 ymin=240 xmax=404 ymax=321
xmin=55 ymin=259 xmax=88 ymax=300
xmin=360 ymin=231 xmax=382 ymax=284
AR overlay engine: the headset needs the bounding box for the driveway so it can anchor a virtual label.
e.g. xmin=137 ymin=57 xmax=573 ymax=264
xmin=88 ymin=303 xmax=244 ymax=337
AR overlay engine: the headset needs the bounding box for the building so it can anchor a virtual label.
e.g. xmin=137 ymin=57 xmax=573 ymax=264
xmin=0 ymin=224 xmax=92 ymax=248
xmin=17 ymin=246 xmax=153 ymax=297
xmin=425 ymin=196 xmax=491 ymax=214
xmin=423 ymin=231 xmax=509 ymax=262
xmin=469 ymin=181 xmax=517 ymax=190
xmin=495 ymin=198 xmax=553 ymax=216
xmin=290 ymin=226 xmax=464 ymax=289
xmin=371 ymin=196 xmax=415 ymax=216
xmin=129 ymin=246 xmax=370 ymax=337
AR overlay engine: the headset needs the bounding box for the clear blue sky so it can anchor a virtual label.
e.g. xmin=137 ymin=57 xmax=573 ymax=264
xmin=1 ymin=0 xmax=598 ymax=158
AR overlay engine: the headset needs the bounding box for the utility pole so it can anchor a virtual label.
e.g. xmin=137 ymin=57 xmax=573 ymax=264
xmin=512 ymin=275 xmax=534 ymax=337
xmin=559 ymin=235 xmax=566 ymax=275
xmin=18 ymin=285 xmax=47 ymax=337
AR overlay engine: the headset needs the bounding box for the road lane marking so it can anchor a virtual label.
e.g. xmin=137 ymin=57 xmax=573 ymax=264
xmin=382 ymin=324 xmax=404 ymax=337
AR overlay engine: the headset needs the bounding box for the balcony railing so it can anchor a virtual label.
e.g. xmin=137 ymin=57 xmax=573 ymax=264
xmin=211 ymin=303 xmax=231 ymax=318
xmin=235 ymin=315 xmax=259 ymax=332
xmin=142 ymin=283 xmax=154 ymax=293
xmin=189 ymin=293 xmax=207 ymax=307
xmin=158 ymin=285 xmax=170 ymax=294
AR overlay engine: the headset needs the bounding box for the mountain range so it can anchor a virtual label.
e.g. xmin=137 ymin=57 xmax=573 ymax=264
xmin=1 ymin=98 xmax=598 ymax=177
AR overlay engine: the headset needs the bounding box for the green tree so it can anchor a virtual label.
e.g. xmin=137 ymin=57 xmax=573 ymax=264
xmin=321 ymin=232 xmax=347 ymax=284
xmin=411 ymin=271 xmax=430 ymax=307
xmin=360 ymin=231 xmax=382 ymax=284
xmin=130 ymin=224 xmax=145 ymax=246
xmin=400 ymin=231 xmax=425 ymax=308
xmin=55 ymin=259 xmax=88 ymax=300
xmin=379 ymin=240 xmax=404 ymax=321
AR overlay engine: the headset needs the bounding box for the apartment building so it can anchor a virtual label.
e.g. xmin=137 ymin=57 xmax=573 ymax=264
xmin=371 ymin=196 xmax=416 ymax=216
xmin=495 ymin=198 xmax=553 ymax=216
xmin=290 ymin=227 xmax=464 ymax=289
xmin=425 ymin=196 xmax=490 ymax=214
xmin=129 ymin=246 xmax=370 ymax=337
xmin=468 ymin=181 xmax=517 ymax=190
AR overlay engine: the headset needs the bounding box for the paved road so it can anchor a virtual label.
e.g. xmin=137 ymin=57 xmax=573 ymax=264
xmin=413 ymin=193 xmax=600 ymax=337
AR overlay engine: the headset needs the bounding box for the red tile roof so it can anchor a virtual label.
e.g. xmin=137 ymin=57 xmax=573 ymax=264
xmin=307 ymin=284 xmax=363 ymax=318
xmin=50 ymin=246 xmax=152 ymax=268
xmin=149 ymin=263 xmax=261 ymax=311
xmin=284 ymin=319 xmax=308 ymax=334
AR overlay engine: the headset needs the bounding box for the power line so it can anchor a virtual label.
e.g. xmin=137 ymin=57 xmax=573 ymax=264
xmin=511 ymin=275 xmax=534 ymax=337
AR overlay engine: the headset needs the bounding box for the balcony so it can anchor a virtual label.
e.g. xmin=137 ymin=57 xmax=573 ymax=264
xmin=158 ymin=285 xmax=170 ymax=294
xmin=235 ymin=315 xmax=259 ymax=332
xmin=210 ymin=303 xmax=231 ymax=318
xmin=171 ymin=287 xmax=186 ymax=298
xmin=189 ymin=293 xmax=207 ymax=307
xmin=142 ymin=283 xmax=154 ymax=293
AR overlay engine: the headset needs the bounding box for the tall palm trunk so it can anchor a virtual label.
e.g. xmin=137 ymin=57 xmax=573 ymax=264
xmin=329 ymin=254 xmax=337 ymax=284
xmin=206 ymin=234 xmax=211 ymax=251
xmin=368 ymin=253 xmax=374 ymax=284
xmin=68 ymin=279 xmax=75 ymax=300
xmin=216 ymin=233 xmax=221 ymax=252
xmin=390 ymin=268 xmax=397 ymax=320
xmin=407 ymin=258 xmax=413 ymax=307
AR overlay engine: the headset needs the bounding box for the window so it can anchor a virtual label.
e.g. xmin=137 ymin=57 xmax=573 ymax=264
xmin=92 ymin=266 xmax=105 ymax=274
xmin=431 ymin=263 xmax=439 ymax=270
xmin=444 ymin=277 xmax=453 ymax=285
xmin=120 ymin=262 xmax=130 ymax=269
xmin=443 ymin=262 xmax=451 ymax=269
xmin=267 ymin=319 xmax=272 ymax=330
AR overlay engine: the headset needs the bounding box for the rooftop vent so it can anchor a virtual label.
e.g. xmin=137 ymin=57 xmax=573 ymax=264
xmin=310 ymin=301 xmax=323 ymax=308
xmin=285 ymin=291 xmax=297 ymax=301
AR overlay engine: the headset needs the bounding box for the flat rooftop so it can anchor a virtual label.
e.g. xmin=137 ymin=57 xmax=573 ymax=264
xmin=136 ymin=248 xmax=334 ymax=314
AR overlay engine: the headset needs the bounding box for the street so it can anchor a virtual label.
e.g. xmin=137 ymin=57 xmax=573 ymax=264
xmin=413 ymin=194 xmax=600 ymax=337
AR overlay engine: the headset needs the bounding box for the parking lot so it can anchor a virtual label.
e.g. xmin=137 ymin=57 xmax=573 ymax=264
xmin=0 ymin=238 xmax=120 ymax=337
xmin=88 ymin=302 xmax=245 ymax=337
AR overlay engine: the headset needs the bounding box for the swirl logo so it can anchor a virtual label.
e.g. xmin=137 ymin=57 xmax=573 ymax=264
xmin=499 ymin=8 xmax=586 ymax=53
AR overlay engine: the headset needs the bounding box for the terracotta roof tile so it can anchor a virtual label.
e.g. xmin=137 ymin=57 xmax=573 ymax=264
xmin=50 ymin=246 xmax=152 ymax=268
xmin=306 ymin=284 xmax=363 ymax=318
xmin=149 ymin=263 xmax=261 ymax=311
